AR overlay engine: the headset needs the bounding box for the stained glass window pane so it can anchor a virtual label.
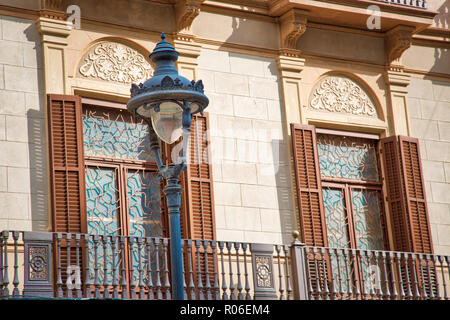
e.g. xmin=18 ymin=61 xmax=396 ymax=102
xmin=85 ymin=167 xmax=120 ymax=284
xmin=127 ymin=170 xmax=163 ymax=284
xmin=317 ymin=134 xmax=379 ymax=181
xmin=127 ymin=170 xmax=163 ymax=238
xmin=322 ymin=188 xmax=350 ymax=249
xmin=82 ymin=108 xmax=155 ymax=161
xmin=351 ymin=189 xmax=385 ymax=251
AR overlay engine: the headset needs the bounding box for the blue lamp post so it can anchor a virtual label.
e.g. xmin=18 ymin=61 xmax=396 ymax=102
xmin=127 ymin=33 xmax=209 ymax=300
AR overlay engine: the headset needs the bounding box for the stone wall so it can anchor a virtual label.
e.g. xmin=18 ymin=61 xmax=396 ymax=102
xmin=0 ymin=15 xmax=47 ymax=232
xmin=408 ymin=77 xmax=450 ymax=255
xmin=197 ymin=48 xmax=294 ymax=244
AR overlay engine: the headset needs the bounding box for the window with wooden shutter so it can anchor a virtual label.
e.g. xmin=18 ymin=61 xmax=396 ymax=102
xmin=380 ymin=136 xmax=433 ymax=254
xmin=47 ymin=94 xmax=87 ymax=233
xmin=290 ymin=123 xmax=327 ymax=247
xmin=381 ymin=135 xmax=436 ymax=297
xmin=185 ymin=113 xmax=216 ymax=241
xmin=183 ymin=113 xmax=216 ymax=299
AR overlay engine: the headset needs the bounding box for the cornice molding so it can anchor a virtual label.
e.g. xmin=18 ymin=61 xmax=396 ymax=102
xmin=279 ymin=8 xmax=308 ymax=50
xmin=176 ymin=0 xmax=202 ymax=33
xmin=385 ymin=25 xmax=415 ymax=66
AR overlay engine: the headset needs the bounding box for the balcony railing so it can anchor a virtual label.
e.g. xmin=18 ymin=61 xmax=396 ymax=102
xmin=374 ymin=0 xmax=427 ymax=9
xmin=0 ymin=230 xmax=448 ymax=300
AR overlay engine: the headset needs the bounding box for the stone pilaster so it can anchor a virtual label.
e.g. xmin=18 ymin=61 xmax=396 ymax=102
xmin=36 ymin=17 xmax=71 ymax=94
xmin=173 ymin=34 xmax=202 ymax=81
xmin=277 ymin=50 xmax=305 ymax=232
xmin=385 ymin=67 xmax=411 ymax=136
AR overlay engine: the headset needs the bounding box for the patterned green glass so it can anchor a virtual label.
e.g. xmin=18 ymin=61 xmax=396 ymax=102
xmin=317 ymin=134 xmax=379 ymax=181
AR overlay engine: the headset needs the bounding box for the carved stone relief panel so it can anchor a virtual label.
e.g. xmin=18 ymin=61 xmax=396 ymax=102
xmin=78 ymin=41 xmax=152 ymax=84
xmin=308 ymin=75 xmax=378 ymax=117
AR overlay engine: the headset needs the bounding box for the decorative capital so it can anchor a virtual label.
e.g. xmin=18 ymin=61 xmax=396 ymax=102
xmin=280 ymin=8 xmax=308 ymax=50
xmin=176 ymin=0 xmax=202 ymax=33
xmin=385 ymin=25 xmax=415 ymax=66
xmin=277 ymin=53 xmax=305 ymax=80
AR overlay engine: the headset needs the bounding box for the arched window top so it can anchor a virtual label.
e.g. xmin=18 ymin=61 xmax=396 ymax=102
xmin=77 ymin=40 xmax=153 ymax=85
xmin=308 ymin=74 xmax=379 ymax=118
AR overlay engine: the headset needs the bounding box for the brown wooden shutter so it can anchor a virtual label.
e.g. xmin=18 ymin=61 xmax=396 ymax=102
xmin=380 ymin=135 xmax=433 ymax=254
xmin=398 ymin=136 xmax=433 ymax=254
xmin=47 ymin=94 xmax=87 ymax=233
xmin=185 ymin=113 xmax=216 ymax=241
xmin=290 ymin=123 xmax=328 ymax=247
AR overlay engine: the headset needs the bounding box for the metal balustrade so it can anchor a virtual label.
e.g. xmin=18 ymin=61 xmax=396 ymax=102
xmin=374 ymin=0 xmax=427 ymax=9
xmin=0 ymin=230 xmax=448 ymax=300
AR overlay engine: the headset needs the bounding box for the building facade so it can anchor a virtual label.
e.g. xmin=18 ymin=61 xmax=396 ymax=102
xmin=0 ymin=0 xmax=448 ymax=300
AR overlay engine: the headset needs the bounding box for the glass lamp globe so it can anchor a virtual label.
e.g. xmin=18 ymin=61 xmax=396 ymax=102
xmin=150 ymin=101 xmax=183 ymax=144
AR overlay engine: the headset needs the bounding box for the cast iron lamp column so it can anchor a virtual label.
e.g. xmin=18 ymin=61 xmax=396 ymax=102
xmin=127 ymin=33 xmax=209 ymax=300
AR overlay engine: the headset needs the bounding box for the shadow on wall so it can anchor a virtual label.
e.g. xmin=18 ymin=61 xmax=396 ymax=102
xmin=434 ymin=1 xmax=449 ymax=30
xmin=220 ymin=17 xmax=297 ymax=244
xmin=24 ymin=23 xmax=49 ymax=232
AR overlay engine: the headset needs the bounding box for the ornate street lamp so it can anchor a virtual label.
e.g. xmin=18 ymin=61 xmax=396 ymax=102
xmin=127 ymin=33 xmax=209 ymax=300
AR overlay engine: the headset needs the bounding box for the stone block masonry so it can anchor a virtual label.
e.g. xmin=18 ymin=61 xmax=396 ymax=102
xmin=198 ymin=48 xmax=294 ymax=244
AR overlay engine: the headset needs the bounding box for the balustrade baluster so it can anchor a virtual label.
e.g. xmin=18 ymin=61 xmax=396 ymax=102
xmin=395 ymin=252 xmax=405 ymax=300
xmin=137 ymin=238 xmax=145 ymax=300
xmin=275 ymin=245 xmax=284 ymax=300
xmin=204 ymin=241 xmax=212 ymax=300
xmin=186 ymin=240 xmax=195 ymax=300
xmin=283 ymin=245 xmax=293 ymax=300
xmin=387 ymin=252 xmax=397 ymax=300
xmin=342 ymin=249 xmax=352 ymax=299
xmin=12 ymin=231 xmax=19 ymax=297
xmin=211 ymin=241 xmax=220 ymax=300
xmin=438 ymin=256 xmax=448 ymax=300
xmin=111 ymin=236 xmax=119 ymax=299
xmin=66 ymin=233 xmax=73 ymax=298
xmin=410 ymin=253 xmax=420 ymax=300
xmin=129 ymin=237 xmax=137 ymax=300
xmin=321 ymin=248 xmax=330 ymax=300
xmin=404 ymin=253 xmax=413 ymax=300
xmin=351 ymin=250 xmax=361 ymax=300
xmin=162 ymin=239 xmax=171 ymax=300
xmin=304 ymin=248 xmax=314 ymax=299
xmin=431 ymin=255 xmax=440 ymax=300
xmin=327 ymin=248 xmax=337 ymax=300
xmin=234 ymin=242 xmax=243 ymax=300
xmin=227 ymin=242 xmax=235 ymax=300
xmin=312 ymin=248 xmax=322 ymax=300
xmin=75 ymin=234 xmax=82 ymax=298
xmin=182 ymin=240 xmax=187 ymax=298
xmin=145 ymin=237 xmax=154 ymax=300
xmin=120 ymin=236 xmax=128 ymax=299
xmin=154 ymin=238 xmax=162 ymax=300
xmin=381 ymin=252 xmax=390 ymax=300
xmin=445 ymin=256 xmax=450 ymax=300
xmin=359 ymin=250 xmax=368 ymax=300
xmin=93 ymin=235 xmax=101 ymax=298
xmin=84 ymin=234 xmax=92 ymax=298
xmin=218 ymin=242 xmax=228 ymax=300
xmin=417 ymin=254 xmax=426 ymax=299
xmin=195 ymin=240 xmax=204 ymax=300
xmin=102 ymin=235 xmax=109 ymax=299
xmin=242 ymin=243 xmax=251 ymax=300
xmin=55 ymin=233 xmax=63 ymax=298
xmin=334 ymin=249 xmax=342 ymax=299
xmin=0 ymin=233 xmax=4 ymax=298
